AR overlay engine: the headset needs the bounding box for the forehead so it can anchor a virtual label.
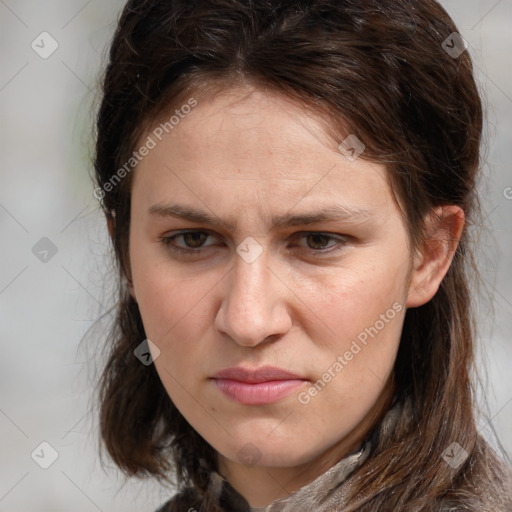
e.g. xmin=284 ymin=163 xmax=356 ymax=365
xmin=131 ymin=86 xmax=395 ymax=220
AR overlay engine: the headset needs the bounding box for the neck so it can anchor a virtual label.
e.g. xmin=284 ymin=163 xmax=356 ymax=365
xmin=217 ymin=376 xmax=395 ymax=508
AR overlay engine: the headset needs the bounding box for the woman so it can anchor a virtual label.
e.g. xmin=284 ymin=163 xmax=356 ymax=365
xmin=93 ymin=1 xmax=512 ymax=510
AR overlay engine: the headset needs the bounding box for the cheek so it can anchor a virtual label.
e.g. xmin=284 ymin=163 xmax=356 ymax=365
xmin=135 ymin=268 xmax=207 ymax=342
xmin=130 ymin=247 xmax=219 ymax=377
xmin=298 ymin=254 xmax=407 ymax=407
xmin=133 ymin=268 xmax=213 ymax=412
xmin=304 ymin=257 xmax=408 ymax=351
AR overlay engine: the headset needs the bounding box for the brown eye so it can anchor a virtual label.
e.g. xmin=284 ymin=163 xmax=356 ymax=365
xmin=180 ymin=231 xmax=209 ymax=248
xmin=159 ymin=230 xmax=216 ymax=254
xmin=304 ymin=233 xmax=334 ymax=250
xmin=292 ymin=232 xmax=348 ymax=256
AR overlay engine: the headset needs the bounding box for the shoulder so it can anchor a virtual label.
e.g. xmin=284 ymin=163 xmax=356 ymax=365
xmin=155 ymin=487 xmax=203 ymax=512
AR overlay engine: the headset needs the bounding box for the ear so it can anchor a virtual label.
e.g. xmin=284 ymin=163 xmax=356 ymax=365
xmin=406 ymin=205 xmax=465 ymax=308
xmin=106 ymin=211 xmax=138 ymax=303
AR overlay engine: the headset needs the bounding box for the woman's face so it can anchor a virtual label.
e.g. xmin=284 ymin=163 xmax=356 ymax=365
xmin=128 ymin=86 xmax=419 ymax=474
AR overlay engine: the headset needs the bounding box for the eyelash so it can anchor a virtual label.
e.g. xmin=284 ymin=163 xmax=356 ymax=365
xmin=158 ymin=230 xmax=348 ymax=257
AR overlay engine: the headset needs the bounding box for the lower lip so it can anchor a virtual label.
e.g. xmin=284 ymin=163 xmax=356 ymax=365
xmin=213 ymin=379 xmax=306 ymax=405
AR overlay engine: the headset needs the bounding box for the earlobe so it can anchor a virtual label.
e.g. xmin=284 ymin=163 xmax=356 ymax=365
xmin=406 ymin=206 xmax=465 ymax=308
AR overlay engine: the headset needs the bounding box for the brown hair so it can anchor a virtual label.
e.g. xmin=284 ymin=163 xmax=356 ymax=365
xmin=93 ymin=1 xmax=512 ymax=510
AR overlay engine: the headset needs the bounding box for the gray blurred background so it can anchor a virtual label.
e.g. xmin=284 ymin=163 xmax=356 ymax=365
xmin=0 ymin=1 xmax=511 ymax=510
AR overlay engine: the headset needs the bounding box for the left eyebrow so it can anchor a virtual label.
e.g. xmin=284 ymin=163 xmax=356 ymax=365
xmin=147 ymin=202 xmax=374 ymax=231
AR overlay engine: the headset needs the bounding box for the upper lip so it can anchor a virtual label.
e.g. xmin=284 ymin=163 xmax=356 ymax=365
xmin=212 ymin=366 xmax=306 ymax=383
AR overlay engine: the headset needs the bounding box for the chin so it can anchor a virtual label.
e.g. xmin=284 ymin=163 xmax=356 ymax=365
xmin=217 ymin=434 xmax=322 ymax=468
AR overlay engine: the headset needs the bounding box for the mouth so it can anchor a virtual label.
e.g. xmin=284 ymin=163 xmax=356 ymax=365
xmin=210 ymin=366 xmax=308 ymax=405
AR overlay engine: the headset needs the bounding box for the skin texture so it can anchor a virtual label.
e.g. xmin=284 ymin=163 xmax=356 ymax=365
xmin=125 ymin=86 xmax=464 ymax=507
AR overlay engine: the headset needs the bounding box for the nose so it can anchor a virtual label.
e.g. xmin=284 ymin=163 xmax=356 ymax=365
xmin=215 ymin=247 xmax=293 ymax=348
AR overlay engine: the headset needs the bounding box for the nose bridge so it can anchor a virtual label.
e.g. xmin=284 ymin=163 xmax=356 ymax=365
xmin=231 ymin=247 xmax=270 ymax=312
xmin=216 ymin=245 xmax=292 ymax=346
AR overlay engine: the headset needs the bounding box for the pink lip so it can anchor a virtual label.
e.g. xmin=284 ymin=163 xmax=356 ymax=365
xmin=211 ymin=366 xmax=308 ymax=405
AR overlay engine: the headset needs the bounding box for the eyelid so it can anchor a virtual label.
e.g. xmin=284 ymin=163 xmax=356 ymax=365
xmin=159 ymin=229 xmax=218 ymax=249
xmin=159 ymin=229 xmax=349 ymax=256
